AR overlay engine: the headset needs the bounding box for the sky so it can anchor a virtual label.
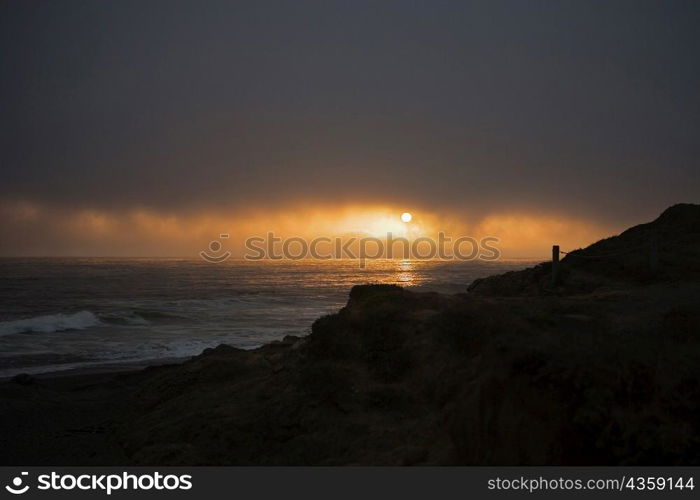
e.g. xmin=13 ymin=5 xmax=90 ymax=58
xmin=1 ymin=0 xmax=699 ymax=257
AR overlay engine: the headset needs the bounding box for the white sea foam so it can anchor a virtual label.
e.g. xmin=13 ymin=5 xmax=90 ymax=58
xmin=0 ymin=311 xmax=101 ymax=336
xmin=0 ymin=259 xmax=537 ymax=374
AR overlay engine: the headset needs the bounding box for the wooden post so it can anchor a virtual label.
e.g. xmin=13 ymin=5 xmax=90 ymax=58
xmin=649 ymin=230 xmax=658 ymax=275
xmin=551 ymin=245 xmax=560 ymax=286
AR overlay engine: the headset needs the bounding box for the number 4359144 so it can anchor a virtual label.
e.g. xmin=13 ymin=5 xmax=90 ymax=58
xmin=625 ymin=477 xmax=694 ymax=490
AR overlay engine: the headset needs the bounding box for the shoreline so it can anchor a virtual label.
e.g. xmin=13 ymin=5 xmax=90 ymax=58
xmin=0 ymin=356 xmax=191 ymax=382
xmin=6 ymin=276 xmax=700 ymax=465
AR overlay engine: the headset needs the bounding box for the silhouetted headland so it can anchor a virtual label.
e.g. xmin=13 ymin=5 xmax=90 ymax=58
xmin=2 ymin=204 xmax=699 ymax=465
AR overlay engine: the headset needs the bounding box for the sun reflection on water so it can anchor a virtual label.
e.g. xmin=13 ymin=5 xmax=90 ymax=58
xmin=395 ymin=259 xmax=417 ymax=285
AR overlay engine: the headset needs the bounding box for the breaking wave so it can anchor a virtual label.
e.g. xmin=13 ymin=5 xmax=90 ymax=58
xmin=0 ymin=311 xmax=101 ymax=336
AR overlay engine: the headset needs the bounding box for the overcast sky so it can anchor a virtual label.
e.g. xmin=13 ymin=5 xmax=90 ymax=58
xmin=1 ymin=1 xmax=699 ymax=255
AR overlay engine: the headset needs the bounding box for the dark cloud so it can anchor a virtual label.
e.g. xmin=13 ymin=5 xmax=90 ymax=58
xmin=2 ymin=0 xmax=699 ymax=227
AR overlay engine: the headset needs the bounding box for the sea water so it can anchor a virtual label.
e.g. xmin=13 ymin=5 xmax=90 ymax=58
xmin=0 ymin=258 xmax=538 ymax=376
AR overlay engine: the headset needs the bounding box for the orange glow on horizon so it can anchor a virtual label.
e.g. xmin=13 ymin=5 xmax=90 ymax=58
xmin=0 ymin=200 xmax=617 ymax=258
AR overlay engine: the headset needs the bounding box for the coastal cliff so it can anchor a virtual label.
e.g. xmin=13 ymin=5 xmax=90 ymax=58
xmin=2 ymin=204 xmax=699 ymax=465
xmin=111 ymin=205 xmax=700 ymax=464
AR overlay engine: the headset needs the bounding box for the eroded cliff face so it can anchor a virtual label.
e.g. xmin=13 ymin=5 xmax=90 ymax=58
xmin=116 ymin=279 xmax=700 ymax=465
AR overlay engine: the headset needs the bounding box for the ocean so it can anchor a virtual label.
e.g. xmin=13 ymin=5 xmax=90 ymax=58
xmin=0 ymin=258 xmax=538 ymax=377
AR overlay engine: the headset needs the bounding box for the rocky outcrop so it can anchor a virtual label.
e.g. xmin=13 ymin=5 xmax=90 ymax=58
xmin=117 ymin=281 xmax=700 ymax=464
xmin=468 ymin=203 xmax=700 ymax=296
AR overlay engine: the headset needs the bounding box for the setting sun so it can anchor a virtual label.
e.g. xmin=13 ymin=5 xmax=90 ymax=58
xmin=401 ymin=212 xmax=412 ymax=223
